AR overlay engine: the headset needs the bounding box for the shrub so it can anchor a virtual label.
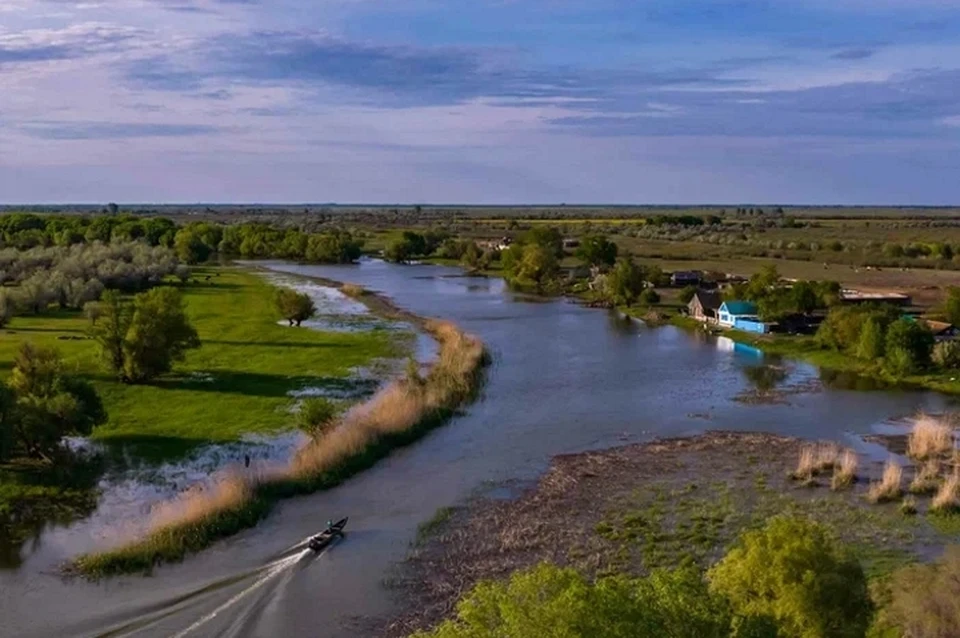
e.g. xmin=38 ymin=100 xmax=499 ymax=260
xmin=708 ymin=516 xmax=872 ymax=638
xmin=884 ymin=318 xmax=934 ymax=375
xmin=296 ymin=398 xmax=338 ymax=438
xmin=639 ymin=288 xmax=661 ymax=305
xmin=871 ymin=547 xmax=960 ymax=636
xmin=0 ymin=289 xmax=14 ymax=328
xmin=679 ymin=285 xmax=698 ymax=304
xmin=932 ymin=340 xmax=960 ymax=369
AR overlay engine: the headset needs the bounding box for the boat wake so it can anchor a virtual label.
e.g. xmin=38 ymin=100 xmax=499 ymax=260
xmin=95 ymin=535 xmax=337 ymax=638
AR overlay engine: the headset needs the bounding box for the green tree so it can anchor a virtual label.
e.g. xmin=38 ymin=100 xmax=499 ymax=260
xmin=503 ymin=244 xmax=558 ymax=290
xmin=884 ymin=318 xmax=934 ymax=375
xmin=91 ymin=290 xmax=132 ymax=377
xmin=639 ymin=287 xmax=661 ymax=305
xmin=932 ymin=340 xmax=960 ymax=369
xmin=791 ymin=281 xmax=820 ymax=314
xmin=708 ymin=516 xmax=872 ymax=638
xmin=122 ymin=288 xmax=201 ymax=382
xmin=855 ymin=316 xmax=886 ymax=361
xmin=412 ymin=563 xmax=763 ymax=638
xmin=520 ymin=226 xmax=564 ymax=258
xmin=575 ymin=235 xmax=618 ymax=269
xmin=679 ymin=285 xmax=699 ymax=304
xmin=943 ymin=287 xmax=960 ymax=327
xmin=275 ymin=288 xmax=317 ymax=327
xmin=605 ymin=258 xmax=647 ymax=305
xmin=174 ymin=229 xmax=212 ymax=264
xmin=6 ymin=344 xmax=106 ymax=460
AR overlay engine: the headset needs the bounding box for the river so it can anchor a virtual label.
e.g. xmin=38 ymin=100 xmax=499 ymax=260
xmin=1 ymin=259 xmax=951 ymax=638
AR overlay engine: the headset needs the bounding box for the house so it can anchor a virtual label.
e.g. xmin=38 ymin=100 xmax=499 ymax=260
xmin=920 ymin=320 xmax=958 ymax=342
xmin=688 ymin=290 xmax=722 ymax=323
xmin=671 ymin=270 xmax=702 ymax=287
xmin=562 ymin=238 xmax=580 ymax=249
xmin=717 ymin=301 xmax=770 ymax=333
xmin=840 ymin=290 xmax=912 ymax=307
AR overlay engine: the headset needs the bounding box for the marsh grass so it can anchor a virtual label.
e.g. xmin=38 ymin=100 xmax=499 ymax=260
xmin=907 ymin=415 xmax=955 ymax=461
xmin=341 ymin=283 xmax=366 ymax=298
xmin=868 ymin=460 xmax=903 ymax=504
xmin=909 ymin=459 xmax=942 ymax=495
xmin=900 ymin=496 xmax=918 ymax=516
xmin=74 ymin=319 xmax=488 ymax=577
xmin=831 ymin=450 xmax=858 ymax=491
xmin=932 ymin=473 xmax=960 ymax=513
xmin=792 ymin=443 xmax=845 ymax=483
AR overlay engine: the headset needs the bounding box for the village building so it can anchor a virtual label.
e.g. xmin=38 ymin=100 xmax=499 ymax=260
xmin=717 ymin=301 xmax=771 ymax=334
xmin=919 ymin=319 xmax=959 ymax=342
xmin=670 ymin=270 xmax=702 ymax=287
xmin=687 ymin=290 xmax=722 ymax=323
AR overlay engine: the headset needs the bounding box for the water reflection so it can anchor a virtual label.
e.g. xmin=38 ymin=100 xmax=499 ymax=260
xmin=742 ymin=365 xmax=788 ymax=393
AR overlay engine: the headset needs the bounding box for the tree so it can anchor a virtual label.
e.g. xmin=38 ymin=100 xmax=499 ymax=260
xmin=412 ymin=563 xmax=760 ymax=638
xmin=0 ymin=289 xmax=14 ymax=328
xmin=943 ymin=287 xmax=960 ymax=328
xmin=520 ymin=226 xmax=564 ymax=258
xmin=884 ymin=318 xmax=934 ymax=375
xmin=6 ymin=344 xmax=106 ymax=460
xmin=502 ymin=244 xmax=558 ymax=290
xmin=174 ymin=229 xmax=212 ymax=264
xmin=639 ymin=288 xmax=661 ymax=305
xmin=679 ymin=285 xmax=698 ymax=305
xmin=275 ymin=288 xmax=317 ymax=327
xmin=122 ymin=288 xmax=200 ymax=382
xmin=107 ymin=202 xmax=119 ymax=215
xmin=791 ymin=281 xmax=820 ymax=315
xmin=575 ymin=235 xmax=618 ymax=269
xmin=605 ymin=257 xmax=646 ymax=305
xmin=855 ymin=316 xmax=886 ymax=361
xmin=91 ymin=290 xmax=131 ymax=377
xmin=708 ymin=516 xmax=872 ymax=638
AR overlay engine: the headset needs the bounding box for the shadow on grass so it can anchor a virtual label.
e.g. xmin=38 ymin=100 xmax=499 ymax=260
xmin=147 ymin=371 xmax=375 ymax=398
xmin=95 ymin=435 xmax=209 ymax=464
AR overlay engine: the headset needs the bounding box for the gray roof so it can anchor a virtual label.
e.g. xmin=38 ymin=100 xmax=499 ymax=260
xmin=691 ymin=290 xmax=722 ymax=311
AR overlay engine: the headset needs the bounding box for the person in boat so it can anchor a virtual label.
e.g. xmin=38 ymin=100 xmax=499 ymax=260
xmin=325 ymin=520 xmax=334 ymax=535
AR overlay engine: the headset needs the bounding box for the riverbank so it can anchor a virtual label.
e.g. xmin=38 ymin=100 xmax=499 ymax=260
xmin=72 ymin=312 xmax=489 ymax=577
xmin=386 ymin=430 xmax=960 ymax=636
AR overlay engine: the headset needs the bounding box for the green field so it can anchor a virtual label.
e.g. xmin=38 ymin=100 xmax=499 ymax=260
xmin=0 ymin=266 xmax=403 ymax=456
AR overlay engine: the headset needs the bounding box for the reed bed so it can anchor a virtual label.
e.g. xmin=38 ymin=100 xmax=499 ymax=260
xmin=909 ymin=459 xmax=942 ymax=495
xmin=791 ymin=443 xmax=846 ymax=484
xmin=867 ymin=459 xmax=903 ymax=504
xmin=74 ymin=319 xmax=488 ymax=577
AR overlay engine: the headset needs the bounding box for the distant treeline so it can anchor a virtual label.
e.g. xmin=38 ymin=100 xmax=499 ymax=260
xmin=0 ymin=213 xmax=365 ymax=265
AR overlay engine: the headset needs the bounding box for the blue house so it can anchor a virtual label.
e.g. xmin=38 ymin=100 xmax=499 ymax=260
xmin=717 ymin=301 xmax=770 ymax=333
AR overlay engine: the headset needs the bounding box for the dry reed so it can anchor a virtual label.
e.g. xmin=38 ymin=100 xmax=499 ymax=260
xmin=816 ymin=443 xmax=840 ymax=472
xmin=932 ymin=473 xmax=960 ymax=513
xmin=909 ymin=459 xmax=942 ymax=495
xmin=791 ymin=446 xmax=817 ymax=481
xmin=908 ymin=415 xmax=954 ymax=461
xmin=867 ymin=459 xmax=903 ymax=504
xmin=831 ymin=449 xmax=858 ymax=491
xmin=341 ymin=283 xmax=366 ymax=298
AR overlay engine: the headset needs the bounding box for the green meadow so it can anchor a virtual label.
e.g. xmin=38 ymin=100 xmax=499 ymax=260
xmin=0 ymin=266 xmax=404 ymax=458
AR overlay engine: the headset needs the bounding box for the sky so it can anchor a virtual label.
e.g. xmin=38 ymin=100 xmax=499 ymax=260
xmin=1 ymin=1 xmax=959 ymax=205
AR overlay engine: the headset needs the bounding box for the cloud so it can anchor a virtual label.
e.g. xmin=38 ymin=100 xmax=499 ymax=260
xmin=21 ymin=121 xmax=221 ymax=139
xmin=832 ymin=48 xmax=876 ymax=60
xmin=0 ymin=23 xmax=144 ymax=65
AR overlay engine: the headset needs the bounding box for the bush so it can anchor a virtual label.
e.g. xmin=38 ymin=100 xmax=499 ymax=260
xmin=708 ymin=516 xmax=872 ymax=638
xmin=296 ymin=398 xmax=338 ymax=438
xmin=274 ymin=288 xmax=317 ymax=327
xmin=871 ymin=547 xmax=960 ymax=637
xmin=679 ymin=285 xmax=698 ymax=304
xmin=411 ymin=563 xmax=759 ymax=638
xmin=0 ymin=289 xmax=14 ymax=328
xmin=932 ymin=340 xmax=960 ymax=369
xmin=639 ymin=288 xmax=661 ymax=305
xmin=884 ymin=318 xmax=934 ymax=375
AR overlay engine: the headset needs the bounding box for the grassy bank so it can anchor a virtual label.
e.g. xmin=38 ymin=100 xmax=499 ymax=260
xmin=0 ymin=266 xmax=399 ymax=458
xmin=73 ymin=319 xmax=488 ymax=577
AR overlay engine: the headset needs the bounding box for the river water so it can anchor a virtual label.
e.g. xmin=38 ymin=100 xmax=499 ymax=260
xmin=1 ymin=259 xmax=952 ymax=638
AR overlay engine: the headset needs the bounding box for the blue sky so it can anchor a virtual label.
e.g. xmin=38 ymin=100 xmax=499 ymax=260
xmin=1 ymin=1 xmax=959 ymax=204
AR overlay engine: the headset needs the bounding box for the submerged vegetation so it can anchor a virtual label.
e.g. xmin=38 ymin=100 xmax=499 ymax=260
xmin=73 ymin=319 xmax=488 ymax=576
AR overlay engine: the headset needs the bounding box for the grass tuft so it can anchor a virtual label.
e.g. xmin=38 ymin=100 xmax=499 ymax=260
xmin=907 ymin=415 xmax=954 ymax=461
xmin=909 ymin=459 xmax=942 ymax=495
xmin=831 ymin=449 xmax=858 ymax=491
xmin=867 ymin=459 xmax=903 ymax=504
xmin=932 ymin=473 xmax=960 ymax=513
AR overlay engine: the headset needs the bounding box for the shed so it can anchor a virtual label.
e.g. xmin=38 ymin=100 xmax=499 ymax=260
xmin=920 ymin=319 xmax=958 ymax=342
xmin=671 ymin=270 xmax=702 ymax=287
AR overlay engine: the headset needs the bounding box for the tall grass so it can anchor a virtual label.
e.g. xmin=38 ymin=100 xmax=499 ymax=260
xmin=74 ymin=319 xmax=488 ymax=577
xmin=932 ymin=473 xmax=960 ymax=513
xmin=909 ymin=459 xmax=942 ymax=495
xmin=831 ymin=449 xmax=858 ymax=491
